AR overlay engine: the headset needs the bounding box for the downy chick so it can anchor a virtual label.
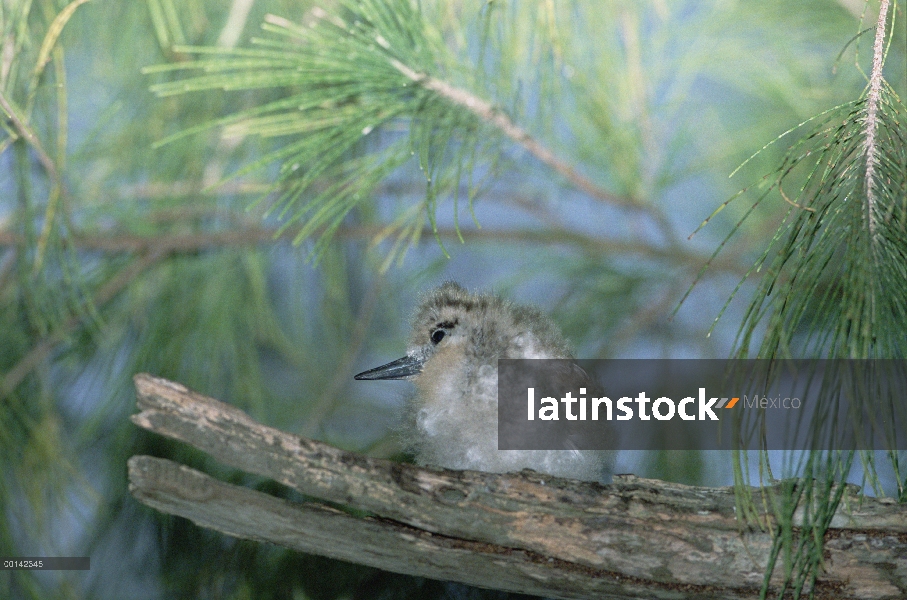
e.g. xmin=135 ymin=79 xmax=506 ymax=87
xmin=355 ymin=282 xmax=608 ymax=481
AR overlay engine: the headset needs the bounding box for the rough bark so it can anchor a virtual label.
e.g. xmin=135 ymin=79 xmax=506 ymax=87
xmin=128 ymin=373 xmax=907 ymax=599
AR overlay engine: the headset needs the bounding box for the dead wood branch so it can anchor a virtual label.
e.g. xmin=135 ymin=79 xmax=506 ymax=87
xmin=128 ymin=373 xmax=907 ymax=600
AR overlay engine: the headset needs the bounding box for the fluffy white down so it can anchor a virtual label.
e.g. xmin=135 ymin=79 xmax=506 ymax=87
xmin=413 ymin=354 xmax=606 ymax=481
xmin=397 ymin=284 xmax=611 ymax=482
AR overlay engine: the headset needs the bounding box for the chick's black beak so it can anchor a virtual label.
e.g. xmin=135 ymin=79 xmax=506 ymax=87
xmin=354 ymin=355 xmax=424 ymax=380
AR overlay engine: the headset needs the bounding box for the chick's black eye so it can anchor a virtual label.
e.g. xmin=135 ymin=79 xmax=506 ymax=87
xmin=430 ymin=329 xmax=446 ymax=344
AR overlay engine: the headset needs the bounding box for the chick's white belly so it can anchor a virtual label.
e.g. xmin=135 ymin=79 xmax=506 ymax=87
xmin=413 ymin=362 xmax=605 ymax=482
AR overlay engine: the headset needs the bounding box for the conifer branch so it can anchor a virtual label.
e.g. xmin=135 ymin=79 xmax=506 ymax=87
xmin=388 ymin=59 xmax=675 ymax=239
xmin=863 ymin=0 xmax=891 ymax=239
xmin=704 ymin=2 xmax=907 ymax=594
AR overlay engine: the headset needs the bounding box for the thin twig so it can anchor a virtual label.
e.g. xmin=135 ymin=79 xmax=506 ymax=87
xmin=0 ymin=225 xmax=746 ymax=274
xmin=0 ymin=85 xmax=68 ymax=273
xmin=607 ymin=279 xmax=691 ymax=355
xmin=0 ymin=89 xmax=59 ymax=180
xmin=778 ymin=180 xmax=816 ymax=213
xmin=115 ymin=181 xmax=271 ymax=199
xmin=389 ymin=59 xmax=677 ymax=241
xmin=0 ymin=249 xmax=16 ymax=295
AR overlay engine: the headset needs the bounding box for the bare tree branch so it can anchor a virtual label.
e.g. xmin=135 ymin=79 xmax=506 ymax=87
xmin=129 ymin=455 xmax=684 ymax=600
xmin=0 ymin=225 xmax=745 ymax=273
xmin=129 ymin=373 xmax=907 ymax=600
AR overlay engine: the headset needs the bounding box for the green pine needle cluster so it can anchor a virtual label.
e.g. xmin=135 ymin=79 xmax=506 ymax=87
xmin=730 ymin=93 xmax=906 ymax=361
xmin=700 ymin=2 xmax=907 ymax=595
xmin=144 ymin=0 xmax=500 ymax=264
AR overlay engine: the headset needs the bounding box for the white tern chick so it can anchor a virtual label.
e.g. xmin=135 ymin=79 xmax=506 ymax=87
xmin=355 ymin=282 xmax=608 ymax=482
